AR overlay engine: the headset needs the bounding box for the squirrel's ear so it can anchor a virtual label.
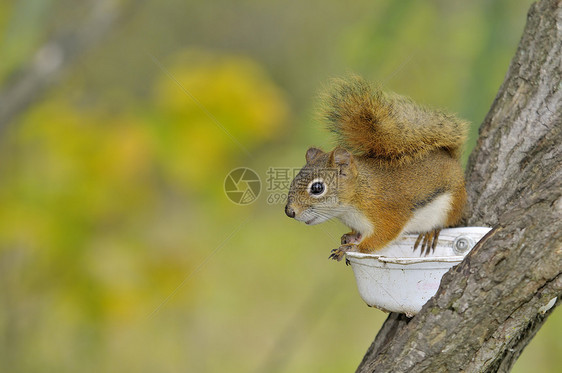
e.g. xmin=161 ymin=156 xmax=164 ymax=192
xmin=330 ymin=147 xmax=356 ymax=176
xmin=305 ymin=147 xmax=324 ymax=163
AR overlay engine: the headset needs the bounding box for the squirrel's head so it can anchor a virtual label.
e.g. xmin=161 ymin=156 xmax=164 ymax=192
xmin=285 ymin=146 xmax=358 ymax=225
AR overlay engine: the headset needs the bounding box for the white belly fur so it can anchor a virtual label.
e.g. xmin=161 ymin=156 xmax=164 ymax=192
xmin=402 ymin=192 xmax=453 ymax=234
xmin=337 ymin=192 xmax=452 ymax=242
xmin=338 ymin=206 xmax=374 ymax=238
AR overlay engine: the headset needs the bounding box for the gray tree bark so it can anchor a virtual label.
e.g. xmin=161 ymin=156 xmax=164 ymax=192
xmin=356 ymin=0 xmax=562 ymax=372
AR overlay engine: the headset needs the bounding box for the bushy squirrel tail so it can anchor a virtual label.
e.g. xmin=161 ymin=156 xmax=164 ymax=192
xmin=321 ymin=76 xmax=468 ymax=164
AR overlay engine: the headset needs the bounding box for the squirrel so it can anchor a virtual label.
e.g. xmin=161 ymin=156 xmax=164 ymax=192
xmin=285 ymin=76 xmax=468 ymax=262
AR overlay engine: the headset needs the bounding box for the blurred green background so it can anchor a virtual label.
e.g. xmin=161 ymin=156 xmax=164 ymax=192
xmin=0 ymin=0 xmax=560 ymax=372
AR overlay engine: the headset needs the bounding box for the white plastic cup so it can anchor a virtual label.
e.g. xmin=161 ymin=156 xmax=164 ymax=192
xmin=345 ymin=227 xmax=492 ymax=317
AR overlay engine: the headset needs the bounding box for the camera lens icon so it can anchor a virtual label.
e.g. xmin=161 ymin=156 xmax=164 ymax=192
xmin=224 ymin=168 xmax=261 ymax=205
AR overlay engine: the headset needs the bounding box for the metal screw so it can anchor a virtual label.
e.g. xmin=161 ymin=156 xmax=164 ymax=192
xmin=453 ymin=235 xmax=475 ymax=255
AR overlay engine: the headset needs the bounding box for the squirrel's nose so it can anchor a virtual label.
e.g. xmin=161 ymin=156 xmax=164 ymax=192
xmin=285 ymin=204 xmax=296 ymax=218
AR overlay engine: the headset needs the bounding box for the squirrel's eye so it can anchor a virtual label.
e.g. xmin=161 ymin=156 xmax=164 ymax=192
xmin=310 ymin=181 xmax=325 ymax=196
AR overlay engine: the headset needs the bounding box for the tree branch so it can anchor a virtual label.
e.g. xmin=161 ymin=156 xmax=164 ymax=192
xmin=357 ymin=0 xmax=562 ymax=371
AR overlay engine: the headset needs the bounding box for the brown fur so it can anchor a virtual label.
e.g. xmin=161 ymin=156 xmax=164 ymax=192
xmin=350 ymin=149 xmax=466 ymax=252
xmin=320 ymin=76 xmax=469 ymax=165
xmin=286 ymin=77 xmax=469 ymax=255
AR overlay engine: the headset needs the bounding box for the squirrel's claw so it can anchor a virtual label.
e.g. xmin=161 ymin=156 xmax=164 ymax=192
xmin=413 ymin=229 xmax=441 ymax=256
xmin=328 ymin=249 xmax=344 ymax=261
xmin=329 ymin=243 xmax=357 ymax=263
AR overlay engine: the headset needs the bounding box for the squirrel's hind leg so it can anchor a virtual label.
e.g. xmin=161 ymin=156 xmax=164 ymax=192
xmin=414 ymin=229 xmax=441 ymax=255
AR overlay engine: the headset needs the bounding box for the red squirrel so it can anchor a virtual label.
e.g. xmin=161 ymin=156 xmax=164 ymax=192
xmin=285 ymin=76 xmax=468 ymax=261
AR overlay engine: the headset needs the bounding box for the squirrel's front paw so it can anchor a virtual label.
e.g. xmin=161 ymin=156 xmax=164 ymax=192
xmin=341 ymin=232 xmax=362 ymax=245
xmin=329 ymin=243 xmax=357 ymax=264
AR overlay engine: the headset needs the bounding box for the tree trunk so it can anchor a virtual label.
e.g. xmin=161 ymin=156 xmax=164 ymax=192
xmin=357 ymin=0 xmax=562 ymax=372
